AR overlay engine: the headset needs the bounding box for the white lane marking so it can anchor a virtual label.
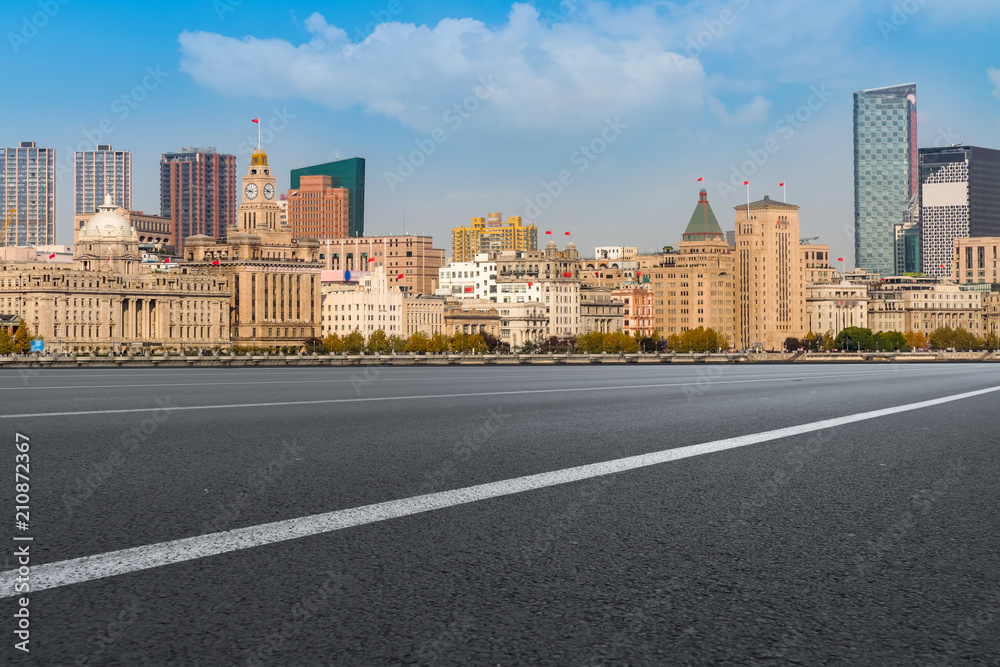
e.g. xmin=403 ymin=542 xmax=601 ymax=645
xmin=0 ymin=365 xmax=954 ymax=392
xmin=3 ymin=382 xmax=997 ymax=597
xmin=0 ymin=369 xmax=964 ymax=419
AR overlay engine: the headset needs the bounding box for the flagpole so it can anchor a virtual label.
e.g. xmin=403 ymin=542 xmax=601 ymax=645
xmin=782 ymin=182 xmax=786 ymax=203
xmin=258 ymin=116 xmax=261 ymax=150
xmin=745 ymin=181 xmax=750 ymax=220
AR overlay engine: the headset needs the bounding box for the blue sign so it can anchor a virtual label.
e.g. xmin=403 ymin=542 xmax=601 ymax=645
xmin=344 ymin=269 xmax=352 ymax=282
xmin=30 ymin=339 xmax=44 ymax=352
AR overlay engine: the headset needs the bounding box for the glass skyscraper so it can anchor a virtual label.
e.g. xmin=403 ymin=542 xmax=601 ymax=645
xmin=0 ymin=141 xmax=56 ymax=246
xmin=290 ymin=158 xmax=365 ymax=238
xmin=853 ymin=83 xmax=917 ymax=277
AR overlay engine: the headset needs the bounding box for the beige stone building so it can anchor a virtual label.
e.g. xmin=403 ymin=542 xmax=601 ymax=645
xmin=984 ymin=292 xmax=1000 ymax=339
xmin=649 ymin=190 xmax=736 ymax=345
xmin=801 ymin=243 xmax=836 ymax=285
xmin=444 ymin=300 xmax=500 ymax=337
xmin=806 ymin=283 xmax=868 ymax=337
xmin=868 ymin=279 xmax=983 ymax=335
xmin=402 ymin=294 xmax=447 ymax=337
xmin=734 ymin=195 xmax=806 ymax=350
xmin=319 ymin=235 xmax=445 ymax=295
xmin=1 ymin=196 xmax=229 ymax=352
xmin=495 ymin=241 xmax=582 ymax=337
xmin=74 ymin=209 xmax=174 ymax=247
xmin=579 ymin=287 xmax=624 ymax=334
xmin=952 ymin=237 xmax=1000 ymax=288
xmin=320 ymin=267 xmax=405 ymax=338
xmin=498 ymin=301 xmax=549 ymax=348
xmin=184 ymin=149 xmax=323 ymax=348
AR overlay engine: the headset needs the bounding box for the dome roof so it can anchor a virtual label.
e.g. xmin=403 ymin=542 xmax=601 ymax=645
xmin=80 ymin=195 xmax=135 ymax=240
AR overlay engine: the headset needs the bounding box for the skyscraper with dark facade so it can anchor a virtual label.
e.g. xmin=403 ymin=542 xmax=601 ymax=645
xmin=160 ymin=147 xmax=236 ymax=252
xmin=853 ymin=83 xmax=917 ymax=277
xmin=290 ymin=158 xmax=365 ymax=238
xmin=0 ymin=141 xmax=55 ymax=246
xmin=919 ymin=145 xmax=1000 ymax=278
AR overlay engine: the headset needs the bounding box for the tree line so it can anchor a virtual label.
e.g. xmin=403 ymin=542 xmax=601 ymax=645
xmin=786 ymin=326 xmax=1000 ymax=352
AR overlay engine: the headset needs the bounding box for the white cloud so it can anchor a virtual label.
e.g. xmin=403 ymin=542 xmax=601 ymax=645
xmin=178 ymin=3 xmax=707 ymax=132
xmin=989 ymin=67 xmax=1000 ymax=101
xmin=708 ymin=95 xmax=771 ymax=126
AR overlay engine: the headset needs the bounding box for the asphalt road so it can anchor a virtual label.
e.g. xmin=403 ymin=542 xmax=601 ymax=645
xmin=1 ymin=363 xmax=999 ymax=666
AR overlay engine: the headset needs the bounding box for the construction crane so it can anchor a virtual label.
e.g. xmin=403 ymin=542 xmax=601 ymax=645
xmin=0 ymin=208 xmax=15 ymax=247
xmin=799 ymin=236 xmax=819 ymax=244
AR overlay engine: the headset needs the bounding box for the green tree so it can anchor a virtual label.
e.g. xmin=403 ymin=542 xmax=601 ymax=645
xmin=835 ymin=327 xmax=875 ymax=351
xmin=366 ymin=329 xmax=390 ymax=354
xmin=450 ymin=331 xmax=470 ymax=352
xmin=343 ymin=330 xmax=365 ymax=354
xmin=575 ymin=331 xmax=604 ymax=354
xmin=428 ymin=331 xmax=449 ymax=354
xmin=405 ymin=331 xmax=430 ymax=354
xmin=467 ymin=333 xmax=488 ymax=354
xmin=13 ymin=319 xmax=33 ymax=354
xmin=802 ymin=331 xmax=820 ymax=352
xmin=784 ymin=337 xmax=801 ymax=352
xmin=387 ymin=334 xmax=407 ymax=353
xmin=0 ymin=326 xmax=12 ymax=355
xmin=821 ymin=331 xmax=836 ymax=351
xmin=927 ymin=326 xmax=983 ymax=350
xmin=984 ymin=333 xmax=1000 ymax=351
xmin=321 ymin=333 xmax=342 ymax=354
xmin=875 ymin=331 xmax=907 ymax=351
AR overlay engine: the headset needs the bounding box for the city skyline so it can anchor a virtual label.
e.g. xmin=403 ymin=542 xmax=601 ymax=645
xmin=3 ymin=0 xmax=1000 ymax=264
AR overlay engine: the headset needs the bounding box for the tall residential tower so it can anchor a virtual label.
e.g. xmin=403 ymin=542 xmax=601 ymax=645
xmin=0 ymin=141 xmax=56 ymax=246
xmin=160 ymin=147 xmax=237 ymax=252
xmin=853 ymin=83 xmax=917 ymax=277
xmin=73 ymin=144 xmax=131 ymax=242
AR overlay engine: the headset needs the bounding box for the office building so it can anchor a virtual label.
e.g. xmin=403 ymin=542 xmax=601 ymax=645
xmin=74 ymin=144 xmax=130 ymax=221
xmin=160 ymin=147 xmax=237 ymax=252
xmin=919 ymin=145 xmax=1000 ymax=278
xmin=735 ymin=194 xmax=807 ymax=350
xmin=649 ymin=189 xmax=736 ymax=344
xmin=318 ymin=235 xmax=445 ymax=295
xmin=0 ymin=141 xmax=56 ymax=246
xmin=290 ymin=158 xmax=365 ymax=238
xmin=806 ymin=283 xmax=868 ymax=337
xmin=801 ymin=243 xmax=836 ymax=284
xmin=288 ymin=175 xmax=350 ymax=239
xmin=320 ymin=267 xmax=405 ymax=338
xmin=183 ymin=148 xmax=323 ymax=348
xmin=854 ymin=83 xmax=917 ymax=277
xmin=951 ymin=236 xmax=1000 ymax=289
xmin=452 ymin=212 xmax=538 ymax=262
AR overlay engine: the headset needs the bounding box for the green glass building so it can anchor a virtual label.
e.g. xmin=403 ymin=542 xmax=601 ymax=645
xmin=290 ymin=157 xmax=365 ymax=237
xmin=853 ymin=83 xmax=917 ymax=278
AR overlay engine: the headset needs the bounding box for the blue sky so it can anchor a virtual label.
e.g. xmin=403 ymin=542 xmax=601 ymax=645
xmin=4 ymin=0 xmax=1000 ymax=264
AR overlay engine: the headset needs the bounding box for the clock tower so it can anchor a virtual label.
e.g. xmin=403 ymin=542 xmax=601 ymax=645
xmin=236 ymin=150 xmax=282 ymax=235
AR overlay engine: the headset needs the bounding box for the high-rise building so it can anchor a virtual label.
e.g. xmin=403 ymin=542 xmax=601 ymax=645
xmin=893 ymin=190 xmax=921 ymax=275
xmin=290 ymin=158 xmax=365 ymax=238
xmin=160 ymin=147 xmax=237 ymax=252
xmin=735 ymin=195 xmax=807 ymax=350
xmin=184 ymin=149 xmax=323 ymax=348
xmin=452 ymin=212 xmax=538 ymax=262
xmin=74 ymin=144 xmax=130 ymax=217
xmin=918 ymin=145 xmax=1000 ymax=278
xmin=288 ymin=175 xmax=350 ymax=238
xmin=0 ymin=141 xmax=56 ymax=246
xmin=854 ymin=83 xmax=917 ymax=277
xmin=650 ymin=189 xmax=736 ymax=344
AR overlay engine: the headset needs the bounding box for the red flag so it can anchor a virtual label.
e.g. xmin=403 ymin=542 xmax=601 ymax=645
xmin=464 ymin=286 xmax=473 ymax=293
xmin=545 ymin=231 xmax=552 ymax=235
xmin=106 ymin=255 xmax=111 ymax=264
xmin=595 ymin=272 xmax=599 ymax=277
xmin=697 ymin=177 xmax=703 ymax=182
xmin=743 ymin=181 xmax=749 ymax=185
xmin=251 ymin=118 xmax=260 ymax=124
xmin=164 ymin=257 xmax=170 ymax=263
xmin=564 ymin=231 xmax=571 ymax=236
xmin=396 ymin=273 xmax=404 ymax=280
xmin=212 ymin=260 xmax=220 ymax=265
xmin=940 ymin=264 xmax=945 ymax=268
xmin=528 ymin=282 xmax=533 ymax=287
xmin=48 ymin=252 xmax=55 ymax=259
xmin=367 ymin=257 xmax=376 ymax=262
xmin=562 ymin=272 xmax=571 ymax=277
xmin=779 ymin=182 xmax=785 ymax=186
xmin=837 ymin=257 xmax=844 ymax=262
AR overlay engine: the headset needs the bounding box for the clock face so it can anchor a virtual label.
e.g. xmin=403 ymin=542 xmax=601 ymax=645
xmin=245 ymin=183 xmax=258 ymax=200
xmin=264 ymin=183 xmax=275 ymax=200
